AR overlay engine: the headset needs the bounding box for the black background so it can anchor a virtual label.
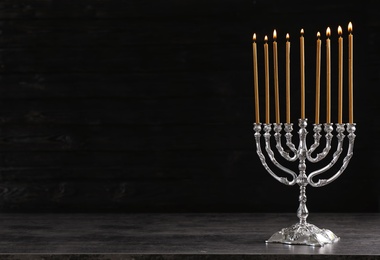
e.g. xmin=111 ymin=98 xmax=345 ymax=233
xmin=0 ymin=0 xmax=378 ymax=213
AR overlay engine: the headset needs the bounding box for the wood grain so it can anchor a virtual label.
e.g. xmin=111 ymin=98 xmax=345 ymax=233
xmin=0 ymin=213 xmax=380 ymax=256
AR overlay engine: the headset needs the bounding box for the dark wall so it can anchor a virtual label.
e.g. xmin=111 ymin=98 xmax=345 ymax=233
xmin=0 ymin=0 xmax=378 ymax=212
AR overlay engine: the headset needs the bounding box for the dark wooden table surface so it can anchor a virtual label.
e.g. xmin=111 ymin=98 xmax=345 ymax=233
xmin=0 ymin=213 xmax=379 ymax=259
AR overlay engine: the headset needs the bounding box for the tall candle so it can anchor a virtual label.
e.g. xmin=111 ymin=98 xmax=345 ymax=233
xmin=338 ymin=26 xmax=343 ymax=124
xmin=348 ymin=22 xmax=354 ymax=123
xmin=300 ymin=29 xmax=305 ymax=119
xmin=252 ymin=33 xmax=260 ymax=123
xmin=264 ymin=35 xmax=270 ymax=124
xmin=273 ymin=30 xmax=280 ymax=123
xmin=326 ymin=27 xmax=331 ymax=123
xmin=286 ymin=33 xmax=291 ymax=124
xmin=315 ymin=32 xmax=321 ymax=124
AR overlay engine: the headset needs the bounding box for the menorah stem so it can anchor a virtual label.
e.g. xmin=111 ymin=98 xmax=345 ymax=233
xmin=297 ymin=184 xmax=309 ymax=225
xmin=297 ymin=118 xmax=309 ymax=225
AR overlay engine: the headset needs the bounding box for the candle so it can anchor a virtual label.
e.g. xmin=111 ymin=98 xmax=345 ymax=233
xmin=315 ymin=32 xmax=321 ymax=124
xmin=326 ymin=27 xmax=331 ymax=123
xmin=338 ymin=26 xmax=343 ymax=124
xmin=264 ymin=35 xmax=270 ymax=124
xmin=273 ymin=30 xmax=280 ymax=123
xmin=252 ymin=33 xmax=260 ymax=123
xmin=348 ymin=22 xmax=354 ymax=123
xmin=286 ymin=33 xmax=291 ymax=124
xmin=300 ymin=29 xmax=305 ymax=119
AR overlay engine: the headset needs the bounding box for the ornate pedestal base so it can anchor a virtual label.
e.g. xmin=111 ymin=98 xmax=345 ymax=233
xmin=266 ymin=222 xmax=340 ymax=247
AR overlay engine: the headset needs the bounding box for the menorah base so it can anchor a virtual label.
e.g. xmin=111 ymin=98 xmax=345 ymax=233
xmin=266 ymin=222 xmax=340 ymax=246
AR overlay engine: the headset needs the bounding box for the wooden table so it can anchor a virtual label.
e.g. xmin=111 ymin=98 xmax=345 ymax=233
xmin=0 ymin=213 xmax=379 ymax=259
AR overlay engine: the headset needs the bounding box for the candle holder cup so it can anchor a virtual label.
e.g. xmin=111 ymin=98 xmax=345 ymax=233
xmin=253 ymin=118 xmax=356 ymax=246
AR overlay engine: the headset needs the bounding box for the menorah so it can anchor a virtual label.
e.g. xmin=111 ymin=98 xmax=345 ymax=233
xmin=252 ymin=23 xmax=356 ymax=246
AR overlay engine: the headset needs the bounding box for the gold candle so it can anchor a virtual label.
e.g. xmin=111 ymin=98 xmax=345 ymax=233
xmin=252 ymin=33 xmax=260 ymax=123
xmin=300 ymin=29 xmax=305 ymax=119
xmin=264 ymin=35 xmax=270 ymax=124
xmin=348 ymin=22 xmax=354 ymax=123
xmin=273 ymin=30 xmax=280 ymax=123
xmin=286 ymin=33 xmax=291 ymax=124
xmin=326 ymin=27 xmax=331 ymax=124
xmin=315 ymin=32 xmax=321 ymax=125
xmin=338 ymin=26 xmax=343 ymax=124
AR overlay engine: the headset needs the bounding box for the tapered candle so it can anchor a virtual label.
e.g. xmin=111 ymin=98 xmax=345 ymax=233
xmin=273 ymin=30 xmax=280 ymax=123
xmin=264 ymin=35 xmax=270 ymax=124
xmin=315 ymin=32 xmax=321 ymax=124
xmin=326 ymin=27 xmax=331 ymax=124
xmin=300 ymin=29 xmax=305 ymax=119
xmin=286 ymin=33 xmax=291 ymax=124
xmin=338 ymin=26 xmax=343 ymax=124
xmin=252 ymin=33 xmax=260 ymax=123
xmin=348 ymin=22 xmax=354 ymax=123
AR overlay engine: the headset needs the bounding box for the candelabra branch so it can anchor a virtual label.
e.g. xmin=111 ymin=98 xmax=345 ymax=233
xmin=274 ymin=123 xmax=299 ymax=161
xmin=308 ymin=123 xmax=356 ymax=187
xmin=307 ymin=124 xmax=322 ymax=153
xmin=284 ymin=123 xmax=299 ymax=156
xmin=254 ymin=123 xmax=297 ymax=186
xmin=306 ymin=123 xmax=333 ymax=162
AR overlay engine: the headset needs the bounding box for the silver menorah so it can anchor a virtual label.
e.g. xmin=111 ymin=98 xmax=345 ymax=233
xmin=253 ymin=119 xmax=356 ymax=246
